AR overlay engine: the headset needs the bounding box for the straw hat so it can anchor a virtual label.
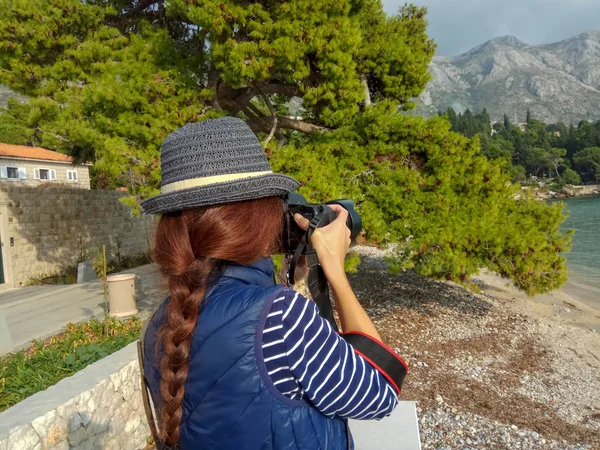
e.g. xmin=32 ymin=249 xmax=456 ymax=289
xmin=141 ymin=117 xmax=299 ymax=214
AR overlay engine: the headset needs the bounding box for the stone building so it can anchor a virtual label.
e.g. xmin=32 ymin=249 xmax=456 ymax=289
xmin=0 ymin=143 xmax=91 ymax=189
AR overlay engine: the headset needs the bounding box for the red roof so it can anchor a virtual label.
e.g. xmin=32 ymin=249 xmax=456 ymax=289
xmin=0 ymin=143 xmax=75 ymax=163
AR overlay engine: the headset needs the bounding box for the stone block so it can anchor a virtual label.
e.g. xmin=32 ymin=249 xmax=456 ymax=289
xmin=107 ymin=402 xmax=129 ymax=438
xmin=56 ymin=399 xmax=82 ymax=432
xmin=124 ymin=415 xmax=141 ymax=435
xmin=67 ymin=423 xmax=91 ymax=448
xmin=92 ymin=379 xmax=113 ymax=409
xmin=71 ymin=433 xmax=107 ymax=450
xmin=77 ymin=262 xmax=97 ymax=283
xmin=86 ymin=412 xmax=109 ymax=438
xmin=7 ymin=425 xmax=41 ymax=450
xmin=75 ymin=391 xmax=96 ymax=426
xmin=48 ymin=441 xmax=70 ymax=450
xmin=108 ymin=372 xmax=122 ymax=392
xmin=31 ymin=410 xmax=68 ymax=448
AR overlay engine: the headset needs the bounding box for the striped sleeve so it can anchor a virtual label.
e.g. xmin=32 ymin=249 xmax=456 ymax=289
xmin=261 ymin=288 xmax=399 ymax=420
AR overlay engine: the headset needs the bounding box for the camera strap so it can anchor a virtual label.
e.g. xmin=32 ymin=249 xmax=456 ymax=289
xmin=287 ymin=215 xmax=339 ymax=331
xmin=286 ymin=217 xmax=408 ymax=394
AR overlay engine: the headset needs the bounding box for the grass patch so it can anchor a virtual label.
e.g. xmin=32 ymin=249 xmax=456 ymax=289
xmin=0 ymin=317 xmax=142 ymax=412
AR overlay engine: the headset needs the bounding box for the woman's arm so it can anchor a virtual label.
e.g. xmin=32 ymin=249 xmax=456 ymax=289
xmin=262 ymin=289 xmax=398 ymax=419
xmin=326 ymin=265 xmax=381 ymax=340
xmin=293 ymin=205 xmax=381 ymax=339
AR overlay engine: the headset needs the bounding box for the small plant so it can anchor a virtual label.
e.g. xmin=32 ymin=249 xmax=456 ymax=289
xmin=26 ymin=266 xmax=78 ymax=286
xmin=92 ymin=245 xmax=113 ymax=337
xmin=0 ymin=317 xmax=142 ymax=412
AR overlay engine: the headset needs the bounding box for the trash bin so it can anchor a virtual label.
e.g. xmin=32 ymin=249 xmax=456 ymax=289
xmin=107 ymin=273 xmax=138 ymax=317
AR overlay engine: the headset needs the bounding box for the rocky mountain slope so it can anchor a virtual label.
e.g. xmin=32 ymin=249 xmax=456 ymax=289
xmin=414 ymin=31 xmax=600 ymax=124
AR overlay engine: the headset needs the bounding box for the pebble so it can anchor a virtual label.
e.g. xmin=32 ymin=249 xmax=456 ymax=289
xmin=349 ymin=246 xmax=599 ymax=450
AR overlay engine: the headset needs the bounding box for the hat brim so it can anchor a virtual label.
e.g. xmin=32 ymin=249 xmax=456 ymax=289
xmin=140 ymin=173 xmax=300 ymax=215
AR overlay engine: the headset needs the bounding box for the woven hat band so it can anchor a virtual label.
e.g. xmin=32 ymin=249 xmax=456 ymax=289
xmin=160 ymin=170 xmax=273 ymax=194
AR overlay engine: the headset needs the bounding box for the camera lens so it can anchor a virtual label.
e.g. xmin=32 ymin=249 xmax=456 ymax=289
xmin=326 ymin=199 xmax=362 ymax=246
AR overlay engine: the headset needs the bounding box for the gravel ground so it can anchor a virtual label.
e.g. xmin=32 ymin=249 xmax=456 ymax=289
xmin=348 ymin=246 xmax=600 ymax=450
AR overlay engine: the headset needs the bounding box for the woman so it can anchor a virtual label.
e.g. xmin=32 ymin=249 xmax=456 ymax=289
xmin=140 ymin=117 xmax=407 ymax=449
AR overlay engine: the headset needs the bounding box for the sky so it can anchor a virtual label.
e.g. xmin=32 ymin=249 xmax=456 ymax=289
xmin=382 ymin=0 xmax=600 ymax=56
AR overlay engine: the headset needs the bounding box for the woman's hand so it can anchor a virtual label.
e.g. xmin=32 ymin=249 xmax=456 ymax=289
xmin=293 ymin=204 xmax=351 ymax=279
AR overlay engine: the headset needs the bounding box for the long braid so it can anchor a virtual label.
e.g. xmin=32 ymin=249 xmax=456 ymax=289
xmin=151 ymin=197 xmax=284 ymax=447
xmin=154 ymin=214 xmax=217 ymax=446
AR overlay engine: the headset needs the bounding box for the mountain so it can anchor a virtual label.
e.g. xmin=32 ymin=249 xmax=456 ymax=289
xmin=414 ymin=31 xmax=600 ymax=124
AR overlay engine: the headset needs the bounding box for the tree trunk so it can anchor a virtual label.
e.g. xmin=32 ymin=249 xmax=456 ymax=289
xmin=361 ymin=73 xmax=371 ymax=106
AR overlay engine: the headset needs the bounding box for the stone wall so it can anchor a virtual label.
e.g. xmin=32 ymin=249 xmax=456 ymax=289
xmin=0 ymin=157 xmax=90 ymax=189
xmin=0 ymin=186 xmax=156 ymax=287
xmin=0 ymin=343 xmax=151 ymax=450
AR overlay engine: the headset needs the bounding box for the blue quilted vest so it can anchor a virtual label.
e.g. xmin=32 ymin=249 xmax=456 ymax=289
xmin=143 ymin=258 xmax=351 ymax=449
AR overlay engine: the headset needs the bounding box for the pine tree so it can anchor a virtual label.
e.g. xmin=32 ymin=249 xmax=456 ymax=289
xmin=0 ymin=0 xmax=571 ymax=294
xmin=573 ymin=147 xmax=600 ymax=182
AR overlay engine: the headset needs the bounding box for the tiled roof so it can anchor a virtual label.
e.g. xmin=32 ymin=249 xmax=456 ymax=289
xmin=0 ymin=143 xmax=75 ymax=163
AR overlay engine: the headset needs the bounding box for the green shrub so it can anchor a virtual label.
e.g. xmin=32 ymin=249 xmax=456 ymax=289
xmin=0 ymin=317 xmax=142 ymax=412
xmin=561 ymin=168 xmax=582 ymax=185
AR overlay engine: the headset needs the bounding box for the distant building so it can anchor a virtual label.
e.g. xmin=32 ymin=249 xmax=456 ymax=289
xmin=553 ymin=131 xmax=561 ymax=137
xmin=518 ymin=122 xmax=528 ymax=131
xmin=0 ymin=143 xmax=91 ymax=189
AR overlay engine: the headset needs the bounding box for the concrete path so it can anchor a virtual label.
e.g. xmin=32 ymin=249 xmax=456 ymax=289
xmin=0 ymin=264 xmax=167 ymax=353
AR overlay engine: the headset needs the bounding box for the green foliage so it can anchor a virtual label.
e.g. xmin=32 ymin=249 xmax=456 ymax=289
xmin=0 ymin=1 xmax=571 ymax=294
xmin=0 ymin=1 xmax=206 ymax=195
xmin=344 ymin=251 xmax=361 ymax=274
xmin=560 ymin=168 xmax=581 ymax=185
xmin=356 ymin=2 xmax=435 ymax=108
xmin=573 ymin=147 xmax=600 ymax=182
xmin=444 ymin=107 xmax=600 ymax=184
xmin=0 ymin=317 xmax=141 ymax=411
xmin=271 ymin=102 xmax=571 ymax=294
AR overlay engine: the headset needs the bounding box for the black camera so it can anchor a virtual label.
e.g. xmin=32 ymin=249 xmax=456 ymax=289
xmin=281 ymin=192 xmax=362 ymax=254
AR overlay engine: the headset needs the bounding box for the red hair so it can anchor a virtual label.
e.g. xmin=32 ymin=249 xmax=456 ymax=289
xmin=152 ymin=197 xmax=284 ymax=446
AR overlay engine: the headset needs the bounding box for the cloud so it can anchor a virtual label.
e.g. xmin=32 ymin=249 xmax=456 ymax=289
xmin=382 ymin=0 xmax=600 ymax=56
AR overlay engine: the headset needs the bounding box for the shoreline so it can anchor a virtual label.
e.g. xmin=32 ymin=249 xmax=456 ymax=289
xmin=475 ymin=269 xmax=600 ymax=334
xmin=524 ymin=184 xmax=600 ymax=200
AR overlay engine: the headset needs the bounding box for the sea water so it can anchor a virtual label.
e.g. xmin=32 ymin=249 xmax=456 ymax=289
xmin=557 ymin=196 xmax=600 ymax=306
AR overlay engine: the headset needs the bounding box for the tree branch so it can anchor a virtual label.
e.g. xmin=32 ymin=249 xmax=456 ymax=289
xmin=220 ymin=83 xmax=299 ymax=116
xmin=361 ymin=73 xmax=372 ymax=106
xmin=254 ymin=85 xmax=277 ymax=145
xmin=247 ymin=116 xmax=329 ymax=134
xmin=208 ymin=68 xmax=222 ymax=111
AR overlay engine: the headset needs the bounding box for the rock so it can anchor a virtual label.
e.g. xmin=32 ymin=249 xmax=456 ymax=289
xmin=71 ymin=433 xmax=107 ymax=450
xmin=562 ymin=186 xmax=575 ymax=196
xmin=75 ymin=391 xmax=96 ymax=426
xmin=48 ymin=441 xmax=70 ymax=450
xmin=31 ymin=410 xmax=68 ymax=448
xmin=7 ymin=425 xmax=41 ymax=450
xmin=56 ymin=399 xmax=83 ymax=432
xmin=435 ymin=395 xmax=444 ymax=404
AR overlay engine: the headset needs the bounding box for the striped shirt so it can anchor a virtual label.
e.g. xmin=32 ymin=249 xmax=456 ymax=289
xmin=261 ymin=288 xmax=399 ymax=420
